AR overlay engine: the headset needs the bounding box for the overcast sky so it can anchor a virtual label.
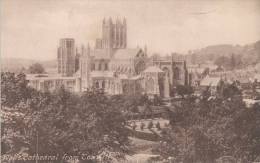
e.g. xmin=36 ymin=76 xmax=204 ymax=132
xmin=1 ymin=0 xmax=260 ymax=60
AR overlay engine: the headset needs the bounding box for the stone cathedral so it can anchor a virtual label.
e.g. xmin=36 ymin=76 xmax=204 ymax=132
xmin=28 ymin=18 xmax=188 ymax=98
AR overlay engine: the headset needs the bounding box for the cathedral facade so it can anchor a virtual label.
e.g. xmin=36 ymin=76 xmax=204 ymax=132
xmin=28 ymin=18 xmax=189 ymax=98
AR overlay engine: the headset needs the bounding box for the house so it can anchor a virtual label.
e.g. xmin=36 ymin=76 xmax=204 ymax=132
xmin=199 ymin=76 xmax=222 ymax=95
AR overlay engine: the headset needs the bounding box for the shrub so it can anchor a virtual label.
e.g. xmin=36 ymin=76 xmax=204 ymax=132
xmin=148 ymin=121 xmax=153 ymax=129
xmin=132 ymin=123 xmax=137 ymax=130
xmin=140 ymin=122 xmax=145 ymax=130
xmin=156 ymin=122 xmax=161 ymax=130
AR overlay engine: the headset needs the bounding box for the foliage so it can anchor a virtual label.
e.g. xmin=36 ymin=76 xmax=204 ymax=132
xmin=156 ymin=122 xmax=161 ymax=130
xmin=214 ymin=54 xmax=243 ymax=70
xmin=221 ymin=83 xmax=241 ymax=99
xmin=28 ymin=63 xmax=45 ymax=74
xmin=132 ymin=123 xmax=137 ymax=131
xmin=157 ymin=95 xmax=260 ymax=162
xmin=1 ymin=72 xmax=32 ymax=107
xmin=1 ymin=72 xmax=131 ymax=162
xmin=176 ymin=85 xmax=194 ymax=98
xmin=153 ymin=95 xmax=163 ymax=106
xmin=140 ymin=122 xmax=145 ymax=131
xmin=147 ymin=121 xmax=153 ymax=129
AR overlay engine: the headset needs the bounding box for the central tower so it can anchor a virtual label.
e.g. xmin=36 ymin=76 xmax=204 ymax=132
xmin=96 ymin=17 xmax=127 ymax=49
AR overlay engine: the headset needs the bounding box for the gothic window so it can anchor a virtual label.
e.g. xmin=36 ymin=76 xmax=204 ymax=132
xmin=104 ymin=63 xmax=108 ymax=70
xmin=91 ymin=63 xmax=95 ymax=70
xmin=102 ymin=81 xmax=105 ymax=89
xmin=98 ymin=62 xmax=102 ymax=70
xmin=174 ymin=67 xmax=180 ymax=80
xmin=95 ymin=81 xmax=99 ymax=88
xmin=128 ymin=68 xmax=132 ymax=74
xmin=123 ymin=84 xmax=128 ymax=94
xmin=146 ymin=77 xmax=154 ymax=93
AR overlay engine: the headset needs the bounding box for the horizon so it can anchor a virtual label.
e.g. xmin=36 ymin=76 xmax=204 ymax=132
xmin=1 ymin=0 xmax=260 ymax=61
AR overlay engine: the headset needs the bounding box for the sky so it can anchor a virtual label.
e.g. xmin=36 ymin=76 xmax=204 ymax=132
xmin=1 ymin=0 xmax=260 ymax=60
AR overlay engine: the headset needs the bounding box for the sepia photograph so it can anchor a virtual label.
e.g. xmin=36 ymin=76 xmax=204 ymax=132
xmin=1 ymin=0 xmax=260 ymax=162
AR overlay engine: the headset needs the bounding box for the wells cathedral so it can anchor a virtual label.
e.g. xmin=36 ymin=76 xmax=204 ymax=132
xmin=28 ymin=18 xmax=188 ymax=98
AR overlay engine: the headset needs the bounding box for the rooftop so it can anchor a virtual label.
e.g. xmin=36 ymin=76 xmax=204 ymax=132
xmin=200 ymin=76 xmax=221 ymax=87
xmin=26 ymin=74 xmax=77 ymax=80
xmin=113 ymin=48 xmax=143 ymax=60
xmin=90 ymin=71 xmax=115 ymax=78
xmin=143 ymin=66 xmax=164 ymax=73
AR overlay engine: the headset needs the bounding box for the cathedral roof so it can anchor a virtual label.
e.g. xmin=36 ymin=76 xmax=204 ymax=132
xmin=90 ymin=71 xmax=115 ymax=78
xmin=118 ymin=74 xmax=128 ymax=79
xmin=113 ymin=48 xmax=142 ymax=60
xmin=143 ymin=66 xmax=164 ymax=73
xmin=130 ymin=75 xmax=142 ymax=80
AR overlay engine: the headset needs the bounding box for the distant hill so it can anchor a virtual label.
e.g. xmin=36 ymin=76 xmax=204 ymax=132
xmin=187 ymin=40 xmax=260 ymax=66
xmin=1 ymin=58 xmax=56 ymax=73
xmin=2 ymin=40 xmax=260 ymax=73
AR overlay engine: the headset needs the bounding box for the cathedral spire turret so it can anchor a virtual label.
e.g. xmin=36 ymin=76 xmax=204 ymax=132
xmin=109 ymin=17 xmax=112 ymax=24
xmin=123 ymin=17 xmax=126 ymax=25
xmin=87 ymin=43 xmax=90 ymax=55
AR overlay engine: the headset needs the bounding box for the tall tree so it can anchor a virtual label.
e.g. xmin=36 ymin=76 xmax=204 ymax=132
xmin=28 ymin=63 xmax=45 ymax=74
xmin=230 ymin=53 xmax=236 ymax=70
xmin=157 ymin=95 xmax=260 ymax=162
xmin=1 ymin=72 xmax=32 ymax=107
xmin=1 ymin=77 xmax=131 ymax=163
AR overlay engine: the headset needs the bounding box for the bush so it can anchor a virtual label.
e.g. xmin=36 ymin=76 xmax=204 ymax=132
xmin=148 ymin=121 xmax=153 ymax=129
xmin=140 ymin=122 xmax=145 ymax=130
xmin=156 ymin=122 xmax=161 ymax=130
xmin=132 ymin=123 xmax=137 ymax=130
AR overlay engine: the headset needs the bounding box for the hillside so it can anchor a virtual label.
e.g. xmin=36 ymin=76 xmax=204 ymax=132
xmin=187 ymin=40 xmax=260 ymax=66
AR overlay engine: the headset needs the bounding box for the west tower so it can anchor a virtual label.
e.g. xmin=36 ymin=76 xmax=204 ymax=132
xmin=57 ymin=38 xmax=76 ymax=76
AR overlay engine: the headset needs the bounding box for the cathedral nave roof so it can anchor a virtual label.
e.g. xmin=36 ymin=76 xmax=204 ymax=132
xmin=143 ymin=66 xmax=164 ymax=73
xmin=90 ymin=71 xmax=115 ymax=78
xmin=113 ymin=48 xmax=143 ymax=60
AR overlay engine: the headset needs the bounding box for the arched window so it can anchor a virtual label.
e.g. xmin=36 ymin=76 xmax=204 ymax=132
xmin=174 ymin=67 xmax=180 ymax=79
xmin=95 ymin=81 xmax=99 ymax=88
xmin=123 ymin=84 xmax=128 ymax=94
xmin=98 ymin=62 xmax=102 ymax=70
xmin=102 ymin=81 xmax=105 ymax=89
xmin=104 ymin=63 xmax=108 ymax=70
xmin=91 ymin=63 xmax=95 ymax=70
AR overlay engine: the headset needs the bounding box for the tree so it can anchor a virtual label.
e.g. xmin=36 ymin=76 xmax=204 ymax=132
xmin=230 ymin=53 xmax=236 ymax=70
xmin=221 ymin=83 xmax=241 ymax=99
xmin=28 ymin=63 xmax=45 ymax=74
xmin=156 ymin=122 xmax=161 ymax=130
xmin=176 ymin=85 xmax=194 ymax=98
xmin=214 ymin=56 xmax=229 ymax=68
xmin=140 ymin=122 xmax=145 ymax=130
xmin=147 ymin=121 xmax=153 ymax=129
xmin=1 ymin=72 xmax=32 ymax=107
xmin=1 ymin=75 xmax=131 ymax=162
xmin=153 ymin=95 xmax=163 ymax=106
xmin=157 ymin=94 xmax=260 ymax=162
